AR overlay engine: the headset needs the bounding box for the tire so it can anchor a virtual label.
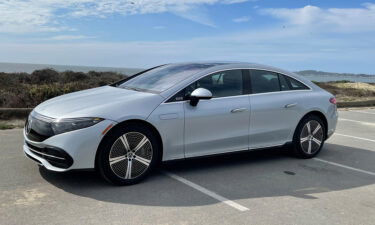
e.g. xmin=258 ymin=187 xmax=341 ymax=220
xmin=97 ymin=123 xmax=160 ymax=185
xmin=292 ymin=114 xmax=326 ymax=158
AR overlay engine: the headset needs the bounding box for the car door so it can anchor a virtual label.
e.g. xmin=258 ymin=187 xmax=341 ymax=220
xmin=183 ymin=69 xmax=251 ymax=158
xmin=248 ymin=70 xmax=310 ymax=149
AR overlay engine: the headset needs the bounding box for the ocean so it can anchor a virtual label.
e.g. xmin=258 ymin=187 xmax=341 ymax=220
xmin=1 ymin=62 xmax=375 ymax=83
xmin=0 ymin=62 xmax=142 ymax=76
xmin=299 ymin=74 xmax=375 ymax=83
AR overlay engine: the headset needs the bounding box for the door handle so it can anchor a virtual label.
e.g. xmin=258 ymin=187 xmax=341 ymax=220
xmin=231 ymin=108 xmax=247 ymax=113
xmin=284 ymin=103 xmax=298 ymax=108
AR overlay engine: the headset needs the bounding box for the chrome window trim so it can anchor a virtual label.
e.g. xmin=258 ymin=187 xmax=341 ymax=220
xmin=162 ymin=93 xmax=250 ymax=105
xmin=162 ymin=67 xmax=312 ymax=104
xmin=249 ymin=89 xmax=312 ymax=97
xmin=162 ymin=89 xmax=312 ymax=105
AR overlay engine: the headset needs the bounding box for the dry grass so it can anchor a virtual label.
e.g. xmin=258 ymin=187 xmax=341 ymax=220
xmin=315 ymin=82 xmax=375 ymax=102
xmin=0 ymin=120 xmax=24 ymax=130
xmin=0 ymin=69 xmax=125 ymax=108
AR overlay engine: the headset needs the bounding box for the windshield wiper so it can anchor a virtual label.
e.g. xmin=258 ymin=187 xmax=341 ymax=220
xmin=123 ymin=86 xmax=142 ymax=92
xmin=121 ymin=86 xmax=159 ymax=94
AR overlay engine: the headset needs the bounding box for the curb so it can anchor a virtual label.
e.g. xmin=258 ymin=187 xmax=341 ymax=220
xmin=337 ymin=100 xmax=375 ymax=108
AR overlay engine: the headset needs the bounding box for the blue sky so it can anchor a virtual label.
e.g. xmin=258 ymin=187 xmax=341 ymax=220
xmin=0 ymin=0 xmax=375 ymax=73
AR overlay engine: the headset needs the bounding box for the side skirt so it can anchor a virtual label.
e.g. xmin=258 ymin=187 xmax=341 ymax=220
xmin=163 ymin=142 xmax=293 ymax=164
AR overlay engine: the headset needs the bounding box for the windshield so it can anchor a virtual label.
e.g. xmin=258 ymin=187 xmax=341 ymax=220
xmin=117 ymin=63 xmax=219 ymax=93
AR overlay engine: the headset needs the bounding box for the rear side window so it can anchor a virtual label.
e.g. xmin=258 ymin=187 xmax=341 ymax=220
xmin=250 ymin=70 xmax=309 ymax=94
xmin=284 ymin=76 xmax=309 ymax=90
xmin=250 ymin=70 xmax=280 ymax=94
xmin=278 ymin=74 xmax=290 ymax=91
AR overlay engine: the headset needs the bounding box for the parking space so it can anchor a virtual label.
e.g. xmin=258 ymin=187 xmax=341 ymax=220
xmin=340 ymin=109 xmax=375 ymax=118
xmin=1 ymin=108 xmax=375 ymax=225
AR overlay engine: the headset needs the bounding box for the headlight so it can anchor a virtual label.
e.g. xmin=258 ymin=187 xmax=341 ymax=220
xmin=51 ymin=117 xmax=104 ymax=135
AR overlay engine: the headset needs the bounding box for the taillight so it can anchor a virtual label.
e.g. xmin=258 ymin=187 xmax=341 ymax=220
xmin=329 ymin=97 xmax=337 ymax=105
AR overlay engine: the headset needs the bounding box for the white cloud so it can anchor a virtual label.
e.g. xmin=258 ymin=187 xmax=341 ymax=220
xmin=232 ymin=16 xmax=250 ymax=23
xmin=171 ymin=5 xmax=217 ymax=27
xmin=49 ymin=35 xmax=95 ymax=40
xmin=0 ymin=0 xmax=249 ymax=33
xmin=262 ymin=3 xmax=375 ymax=32
xmin=0 ymin=0 xmax=56 ymax=33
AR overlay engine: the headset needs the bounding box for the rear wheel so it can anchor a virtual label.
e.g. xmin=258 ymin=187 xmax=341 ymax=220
xmin=292 ymin=115 xmax=326 ymax=158
xmin=97 ymin=123 xmax=159 ymax=185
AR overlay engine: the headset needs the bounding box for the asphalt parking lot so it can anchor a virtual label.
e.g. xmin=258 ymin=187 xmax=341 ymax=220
xmin=1 ymin=109 xmax=375 ymax=225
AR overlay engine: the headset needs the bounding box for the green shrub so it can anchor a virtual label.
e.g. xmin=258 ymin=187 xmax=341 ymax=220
xmin=31 ymin=69 xmax=59 ymax=84
xmin=61 ymin=71 xmax=89 ymax=82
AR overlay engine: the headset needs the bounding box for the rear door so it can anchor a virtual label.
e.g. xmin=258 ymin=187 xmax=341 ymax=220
xmin=248 ymin=70 xmax=310 ymax=149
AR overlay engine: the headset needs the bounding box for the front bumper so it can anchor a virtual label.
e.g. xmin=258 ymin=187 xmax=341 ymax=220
xmin=23 ymin=119 xmax=115 ymax=172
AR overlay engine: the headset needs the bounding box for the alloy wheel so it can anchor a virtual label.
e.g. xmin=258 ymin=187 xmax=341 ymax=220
xmin=109 ymin=132 xmax=153 ymax=179
xmin=299 ymin=120 xmax=324 ymax=154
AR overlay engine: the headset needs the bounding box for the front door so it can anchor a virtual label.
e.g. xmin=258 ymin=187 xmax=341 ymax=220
xmin=183 ymin=69 xmax=251 ymax=157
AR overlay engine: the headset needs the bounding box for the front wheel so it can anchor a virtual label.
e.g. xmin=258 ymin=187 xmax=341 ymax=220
xmin=97 ymin=123 xmax=160 ymax=185
xmin=292 ymin=115 xmax=326 ymax=158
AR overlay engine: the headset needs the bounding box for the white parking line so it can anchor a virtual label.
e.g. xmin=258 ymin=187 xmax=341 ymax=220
xmin=338 ymin=118 xmax=375 ymax=126
xmin=164 ymin=171 xmax=249 ymax=212
xmin=314 ymin=158 xmax=375 ymax=176
xmin=335 ymin=133 xmax=375 ymax=143
xmin=349 ymin=110 xmax=375 ymax=115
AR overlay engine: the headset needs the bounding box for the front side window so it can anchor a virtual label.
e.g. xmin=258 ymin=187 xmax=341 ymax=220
xmin=250 ymin=70 xmax=281 ymax=94
xmin=197 ymin=70 xmax=244 ymax=98
xmin=117 ymin=63 xmax=217 ymax=93
xmin=167 ymin=69 xmax=244 ymax=102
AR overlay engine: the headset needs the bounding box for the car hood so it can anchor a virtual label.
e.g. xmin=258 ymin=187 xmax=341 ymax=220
xmin=34 ymin=86 xmax=165 ymax=121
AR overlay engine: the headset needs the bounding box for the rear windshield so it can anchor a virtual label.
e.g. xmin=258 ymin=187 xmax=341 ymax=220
xmin=117 ymin=64 xmax=218 ymax=93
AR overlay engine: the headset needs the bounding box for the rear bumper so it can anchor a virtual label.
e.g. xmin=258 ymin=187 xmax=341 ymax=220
xmin=326 ymin=105 xmax=338 ymax=139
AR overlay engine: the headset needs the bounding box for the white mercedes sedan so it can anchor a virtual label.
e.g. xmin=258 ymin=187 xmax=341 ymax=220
xmin=23 ymin=62 xmax=338 ymax=185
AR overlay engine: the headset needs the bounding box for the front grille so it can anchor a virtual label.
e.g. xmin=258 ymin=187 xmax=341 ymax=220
xmin=26 ymin=112 xmax=55 ymax=142
xmin=26 ymin=142 xmax=73 ymax=169
xmin=27 ymin=129 xmax=51 ymax=142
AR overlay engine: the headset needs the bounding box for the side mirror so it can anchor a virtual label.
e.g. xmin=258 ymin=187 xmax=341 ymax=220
xmin=188 ymin=88 xmax=213 ymax=106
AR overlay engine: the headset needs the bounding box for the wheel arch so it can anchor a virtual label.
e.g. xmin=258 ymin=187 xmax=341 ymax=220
xmin=95 ymin=119 xmax=164 ymax=169
xmin=298 ymin=110 xmax=328 ymax=139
